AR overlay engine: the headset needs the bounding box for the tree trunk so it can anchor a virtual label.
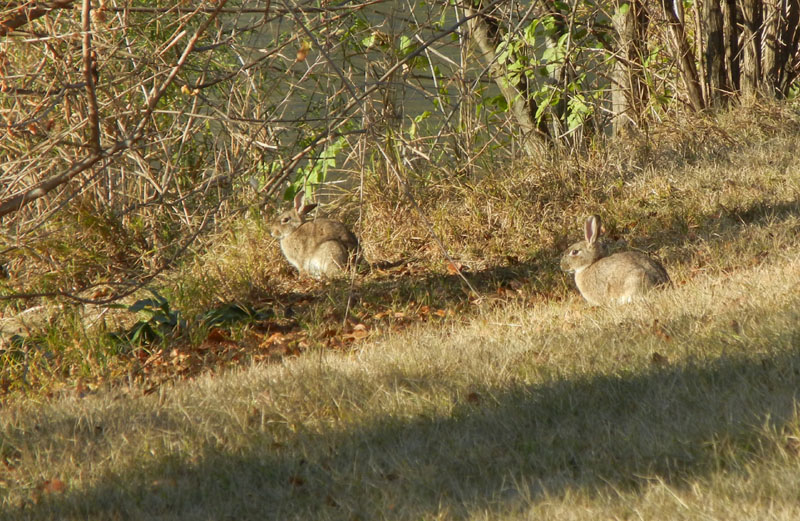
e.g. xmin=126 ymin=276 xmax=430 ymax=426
xmin=777 ymin=0 xmax=800 ymax=94
xmin=722 ymin=0 xmax=740 ymax=93
xmin=741 ymin=0 xmax=763 ymax=97
xmin=611 ymin=0 xmax=649 ymax=134
xmin=762 ymin=0 xmax=781 ymax=94
xmin=465 ymin=2 xmax=550 ymax=155
xmin=703 ymin=0 xmax=727 ymax=106
xmin=662 ymin=0 xmax=705 ymax=111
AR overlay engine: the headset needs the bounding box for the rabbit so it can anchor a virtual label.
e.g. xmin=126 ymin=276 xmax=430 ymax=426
xmin=270 ymin=190 xmax=360 ymax=279
xmin=560 ymin=215 xmax=670 ymax=305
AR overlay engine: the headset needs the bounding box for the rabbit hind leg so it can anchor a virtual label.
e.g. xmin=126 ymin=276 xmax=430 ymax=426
xmin=307 ymin=241 xmax=349 ymax=278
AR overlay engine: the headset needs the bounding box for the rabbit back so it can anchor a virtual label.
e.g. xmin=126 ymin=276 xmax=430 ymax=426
xmin=575 ymin=251 xmax=669 ymax=305
xmin=280 ymin=218 xmax=359 ymax=278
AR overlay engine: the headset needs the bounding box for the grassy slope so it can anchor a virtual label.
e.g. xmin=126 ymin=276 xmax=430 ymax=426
xmin=2 ymin=102 xmax=800 ymax=520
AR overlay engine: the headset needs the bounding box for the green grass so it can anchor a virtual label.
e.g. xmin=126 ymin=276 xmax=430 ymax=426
xmin=2 ymin=101 xmax=800 ymax=519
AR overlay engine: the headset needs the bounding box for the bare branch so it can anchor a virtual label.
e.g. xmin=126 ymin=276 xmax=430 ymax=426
xmin=262 ymin=3 xmax=496 ymax=197
xmin=0 ymin=0 xmax=230 ymax=219
xmin=0 ymin=0 xmax=76 ymax=37
xmin=82 ymin=0 xmax=101 ymax=152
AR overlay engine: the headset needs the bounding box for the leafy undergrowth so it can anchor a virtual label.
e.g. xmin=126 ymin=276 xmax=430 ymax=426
xmin=1 ymin=100 xmax=800 ymax=402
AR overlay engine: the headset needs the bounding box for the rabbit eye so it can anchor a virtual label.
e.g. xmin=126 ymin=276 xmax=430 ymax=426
xmin=570 ymin=249 xmax=580 ymax=256
xmin=281 ymin=217 xmax=290 ymax=224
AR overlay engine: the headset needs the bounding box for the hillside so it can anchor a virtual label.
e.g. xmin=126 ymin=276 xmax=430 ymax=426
xmin=2 ymin=102 xmax=800 ymax=520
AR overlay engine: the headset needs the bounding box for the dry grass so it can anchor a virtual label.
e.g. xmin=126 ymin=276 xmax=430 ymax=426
xmin=2 ymin=251 xmax=799 ymax=520
xmin=2 ymin=100 xmax=800 ymax=519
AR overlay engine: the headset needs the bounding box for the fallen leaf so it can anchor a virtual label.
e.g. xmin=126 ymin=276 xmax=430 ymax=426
xmin=91 ymin=287 xmax=110 ymax=299
xmin=349 ymin=323 xmax=369 ymax=340
xmin=40 ymin=478 xmax=66 ymax=494
xmin=373 ymin=309 xmax=393 ymax=319
xmin=263 ymin=332 xmax=285 ymax=346
xmin=206 ymin=328 xmax=229 ymax=343
xmin=652 ymin=319 xmax=672 ymax=341
xmin=446 ymin=261 xmax=464 ymax=275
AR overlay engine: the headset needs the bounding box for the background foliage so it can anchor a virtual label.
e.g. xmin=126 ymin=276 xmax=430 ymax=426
xmin=0 ymin=0 xmax=797 ymax=302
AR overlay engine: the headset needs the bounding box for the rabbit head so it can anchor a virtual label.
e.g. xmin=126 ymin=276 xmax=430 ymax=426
xmin=270 ymin=190 xmax=318 ymax=240
xmin=560 ymin=215 xmax=609 ymax=274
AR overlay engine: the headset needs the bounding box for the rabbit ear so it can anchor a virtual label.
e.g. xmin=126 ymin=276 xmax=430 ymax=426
xmin=299 ymin=202 xmax=318 ymax=216
xmin=585 ymin=215 xmax=601 ymax=244
xmin=293 ymin=190 xmax=317 ymax=216
xmin=293 ymin=190 xmax=306 ymax=213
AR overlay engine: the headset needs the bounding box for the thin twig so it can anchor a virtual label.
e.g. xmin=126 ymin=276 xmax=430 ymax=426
xmin=374 ymin=142 xmax=479 ymax=297
xmin=82 ymin=0 xmax=101 ymax=152
xmin=0 ymin=0 xmax=76 ymax=37
xmin=0 ymin=0 xmax=230 ymax=220
xmin=263 ymin=0 xmax=504 ymax=199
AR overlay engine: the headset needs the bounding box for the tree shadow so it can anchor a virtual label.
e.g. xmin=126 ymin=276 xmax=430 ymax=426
xmin=8 ymin=301 xmax=800 ymax=520
xmin=630 ymin=196 xmax=800 ymax=263
xmin=290 ymin=193 xmax=800 ymax=319
xmin=76 ymin=193 xmax=799 ymax=392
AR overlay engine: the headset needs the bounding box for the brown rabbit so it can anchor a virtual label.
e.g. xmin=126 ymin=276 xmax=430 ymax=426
xmin=560 ymin=215 xmax=670 ymax=305
xmin=270 ymin=191 xmax=360 ymax=279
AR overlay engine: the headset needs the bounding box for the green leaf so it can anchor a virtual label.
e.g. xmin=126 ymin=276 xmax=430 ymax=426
xmin=414 ymin=111 xmax=432 ymax=123
xmin=129 ymin=298 xmax=162 ymax=313
xmin=399 ymin=35 xmax=413 ymax=54
xmin=524 ymin=20 xmax=540 ymax=46
xmin=542 ymin=15 xmax=558 ymax=35
xmin=361 ymin=34 xmax=376 ymax=48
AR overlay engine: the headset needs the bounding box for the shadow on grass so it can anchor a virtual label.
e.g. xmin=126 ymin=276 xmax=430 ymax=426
xmin=634 ymin=196 xmax=800 ymax=262
xmin=334 ymin=194 xmax=800 ymax=303
xmin=9 ymin=196 xmax=797 ymax=518
xmin=248 ymin=247 xmax=564 ymax=329
xmin=252 ymin=193 xmax=800 ymax=332
xmin=8 ymin=307 xmax=800 ymax=520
